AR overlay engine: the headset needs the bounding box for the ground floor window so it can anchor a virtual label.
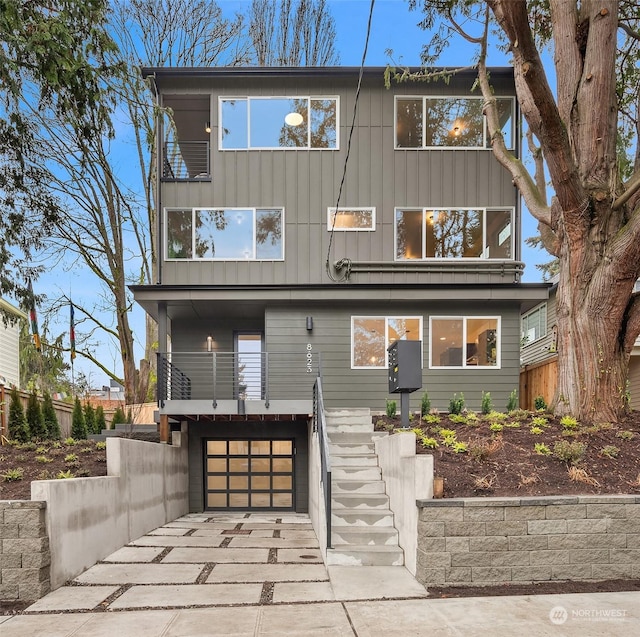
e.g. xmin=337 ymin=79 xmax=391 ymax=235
xmin=430 ymin=317 xmax=500 ymax=368
xmin=205 ymin=439 xmax=294 ymax=510
xmin=351 ymin=316 xmax=422 ymax=368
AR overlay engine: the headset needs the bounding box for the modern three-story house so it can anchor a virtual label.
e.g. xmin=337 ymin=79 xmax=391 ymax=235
xmin=132 ymin=66 xmax=547 ymax=515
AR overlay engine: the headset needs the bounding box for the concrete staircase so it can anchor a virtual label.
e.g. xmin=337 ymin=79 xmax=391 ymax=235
xmin=325 ymin=408 xmax=404 ymax=567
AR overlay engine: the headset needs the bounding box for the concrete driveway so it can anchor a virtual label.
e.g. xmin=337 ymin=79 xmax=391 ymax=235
xmin=1 ymin=513 xmax=638 ymax=636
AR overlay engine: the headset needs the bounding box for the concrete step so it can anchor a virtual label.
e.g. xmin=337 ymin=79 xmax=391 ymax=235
xmin=327 ymin=432 xmax=387 ymax=445
xmin=332 ymin=466 xmax=382 ymax=481
xmin=332 ymin=493 xmax=389 ymax=510
xmin=332 ymin=508 xmax=394 ymax=527
xmin=330 ymin=454 xmax=378 ymax=467
xmin=332 ymin=479 xmax=387 ymax=495
xmin=114 ymin=423 xmax=158 ymax=432
xmin=326 ymin=545 xmax=404 ymax=567
xmin=329 ymin=442 xmax=375 ymax=455
xmin=331 ymin=525 xmax=399 ymax=547
xmin=325 ymin=408 xmax=373 ymax=432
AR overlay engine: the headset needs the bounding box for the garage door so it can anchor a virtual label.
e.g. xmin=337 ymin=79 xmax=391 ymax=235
xmin=205 ymin=439 xmax=294 ymax=510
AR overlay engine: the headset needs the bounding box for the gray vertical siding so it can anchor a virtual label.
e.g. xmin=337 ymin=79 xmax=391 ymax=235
xmin=160 ymin=74 xmax=518 ymax=287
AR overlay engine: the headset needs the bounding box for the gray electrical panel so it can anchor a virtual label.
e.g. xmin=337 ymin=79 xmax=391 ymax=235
xmin=388 ymin=340 xmax=422 ymax=393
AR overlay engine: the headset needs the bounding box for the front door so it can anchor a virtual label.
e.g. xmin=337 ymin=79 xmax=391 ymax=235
xmin=204 ymin=439 xmax=295 ymax=510
xmin=235 ymin=332 xmax=263 ymax=399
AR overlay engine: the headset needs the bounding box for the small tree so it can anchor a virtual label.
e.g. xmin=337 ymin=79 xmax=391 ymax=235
xmin=481 ymin=391 xmax=492 ymax=415
xmin=8 ymin=388 xmax=30 ymax=442
xmin=26 ymin=389 xmax=47 ymax=439
xmin=71 ymin=397 xmax=87 ymax=439
xmin=95 ymin=405 xmax=106 ymax=433
xmin=420 ymin=392 xmax=431 ymax=416
xmin=111 ymin=406 xmax=126 ymax=427
xmin=84 ymin=402 xmax=97 ymax=434
xmin=42 ymin=391 xmax=61 ymax=440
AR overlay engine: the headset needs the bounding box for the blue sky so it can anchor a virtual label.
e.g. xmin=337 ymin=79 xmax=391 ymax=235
xmin=35 ymin=0 xmax=547 ymax=386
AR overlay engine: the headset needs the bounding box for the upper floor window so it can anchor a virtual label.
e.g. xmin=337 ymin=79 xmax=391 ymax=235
xmin=352 ymin=316 xmax=422 ymax=369
xmin=395 ymin=208 xmax=513 ymax=260
xmin=521 ymin=304 xmax=547 ymax=345
xmin=327 ymin=207 xmax=376 ymax=231
xmin=165 ymin=207 xmax=284 ymax=261
xmin=430 ymin=317 xmax=500 ymax=368
xmin=220 ymin=97 xmax=338 ymax=150
xmin=395 ymin=96 xmax=514 ymax=150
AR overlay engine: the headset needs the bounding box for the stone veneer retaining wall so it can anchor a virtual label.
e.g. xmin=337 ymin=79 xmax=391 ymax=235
xmin=0 ymin=501 xmax=50 ymax=601
xmin=416 ymin=495 xmax=640 ymax=586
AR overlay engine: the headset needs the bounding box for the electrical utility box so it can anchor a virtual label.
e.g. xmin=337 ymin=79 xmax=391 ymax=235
xmin=388 ymin=340 xmax=422 ymax=394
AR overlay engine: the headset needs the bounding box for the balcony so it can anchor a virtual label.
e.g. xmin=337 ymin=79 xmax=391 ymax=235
xmin=163 ymin=141 xmax=210 ymax=180
xmin=157 ymin=351 xmax=321 ymax=416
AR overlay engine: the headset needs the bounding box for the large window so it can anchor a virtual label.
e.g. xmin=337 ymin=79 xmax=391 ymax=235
xmin=352 ymin=316 xmax=422 ymax=369
xmin=521 ymin=304 xmax=547 ymax=345
xmin=327 ymin=208 xmax=376 ymax=231
xmin=395 ymin=96 xmax=514 ymax=149
xmin=395 ymin=208 xmax=512 ymax=260
xmin=220 ymin=97 xmax=338 ymax=149
xmin=165 ymin=208 xmax=284 ymax=261
xmin=430 ymin=317 xmax=500 ymax=368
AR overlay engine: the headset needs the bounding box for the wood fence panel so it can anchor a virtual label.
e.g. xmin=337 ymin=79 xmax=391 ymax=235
xmin=519 ymin=357 xmax=558 ymax=410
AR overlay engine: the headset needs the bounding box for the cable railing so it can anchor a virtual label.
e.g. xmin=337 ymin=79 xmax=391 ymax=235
xmin=313 ymin=377 xmax=332 ymax=549
xmin=163 ymin=141 xmax=210 ymax=180
xmin=156 ymin=351 xmax=321 ymax=406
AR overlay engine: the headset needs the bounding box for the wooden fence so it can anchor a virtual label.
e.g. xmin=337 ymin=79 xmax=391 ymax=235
xmin=519 ymin=357 xmax=558 ymax=410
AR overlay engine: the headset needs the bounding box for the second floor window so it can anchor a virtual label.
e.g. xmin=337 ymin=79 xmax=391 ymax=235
xmin=395 ymin=96 xmax=514 ymax=150
xmin=327 ymin=207 xmax=376 ymax=231
xmin=220 ymin=97 xmax=338 ymax=150
xmin=395 ymin=208 xmax=513 ymax=260
xmin=165 ymin=208 xmax=284 ymax=261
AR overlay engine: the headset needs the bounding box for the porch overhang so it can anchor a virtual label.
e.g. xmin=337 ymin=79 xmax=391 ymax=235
xmin=160 ymin=399 xmax=313 ymax=420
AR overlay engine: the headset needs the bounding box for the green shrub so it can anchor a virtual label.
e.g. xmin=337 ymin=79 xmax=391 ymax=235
xmin=553 ymin=440 xmax=587 ymax=465
xmin=56 ymin=470 xmax=75 ymax=479
xmin=35 ymin=455 xmax=53 ymax=464
xmin=64 ymin=437 xmax=77 ymax=446
xmin=449 ymin=414 xmax=467 ymax=424
xmin=42 ymin=391 xmax=61 ymax=440
xmin=489 ymin=423 xmax=503 ymax=432
xmin=71 ymin=397 xmax=87 ymax=440
xmin=506 ymin=389 xmax=518 ymax=412
xmin=420 ymin=392 xmax=431 ymax=416
xmin=95 ymin=441 xmax=107 ymax=450
xmin=26 ymin=390 xmax=46 ymax=439
xmin=422 ymin=414 xmax=440 ymax=424
xmin=84 ymin=403 xmax=97 ymax=435
xmin=530 ymin=426 xmax=544 ymax=435
xmin=64 ymin=453 xmax=79 ymax=464
xmin=385 ymin=400 xmax=397 ymax=418
xmin=481 ymin=391 xmax=492 ymax=415
xmin=534 ymin=443 xmax=551 ymax=455
xmin=451 ymin=441 xmax=469 ymax=453
xmin=8 ymin=388 xmax=30 ymax=443
xmin=486 ymin=410 xmax=507 ymax=421
xmin=600 ymin=445 xmax=619 ymax=459
xmin=95 ymin=406 xmax=106 ymax=433
xmin=616 ymin=430 xmax=634 ymax=441
xmin=534 ymin=395 xmax=547 ymax=411
xmin=449 ymin=393 xmax=465 ymax=415
xmin=1 ymin=467 xmax=24 ymax=481
xmin=531 ymin=416 xmax=548 ymax=427
xmin=111 ymin=406 xmax=127 ymax=427
xmin=560 ymin=415 xmax=580 ymax=430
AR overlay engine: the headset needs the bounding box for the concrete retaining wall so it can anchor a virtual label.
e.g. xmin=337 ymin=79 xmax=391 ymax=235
xmin=308 ymin=427 xmax=328 ymax=557
xmin=376 ymin=432 xmax=432 ymax=575
xmin=30 ymin=434 xmax=189 ymax=590
xmin=0 ymin=501 xmax=50 ymax=601
xmin=416 ymin=495 xmax=640 ymax=586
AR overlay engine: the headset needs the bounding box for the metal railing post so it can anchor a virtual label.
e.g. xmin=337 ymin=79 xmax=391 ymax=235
xmin=212 ymin=351 xmax=217 ymax=408
xmin=263 ymin=352 xmax=269 ymax=408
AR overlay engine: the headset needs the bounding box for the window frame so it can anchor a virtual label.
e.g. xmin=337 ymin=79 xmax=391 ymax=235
xmin=521 ymin=303 xmax=547 ymax=346
xmin=351 ymin=316 xmax=423 ymax=370
xmin=429 ymin=316 xmax=501 ymax=370
xmin=327 ymin=207 xmax=376 ymax=231
xmin=393 ymin=207 xmax=514 ymax=261
xmin=218 ymin=96 xmax=340 ymax=151
xmin=164 ymin=206 xmax=285 ymax=262
xmin=394 ymin=95 xmax=515 ymax=151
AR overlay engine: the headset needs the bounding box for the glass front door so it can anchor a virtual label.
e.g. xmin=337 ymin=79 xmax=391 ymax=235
xmin=235 ymin=332 xmax=263 ymax=399
xmin=205 ymin=439 xmax=295 ymax=510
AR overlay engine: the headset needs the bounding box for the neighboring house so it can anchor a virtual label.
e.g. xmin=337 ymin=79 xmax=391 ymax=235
xmin=0 ymin=298 xmax=26 ymax=389
xmin=132 ymin=66 xmax=548 ymax=513
xmin=521 ymin=278 xmax=640 ymax=410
